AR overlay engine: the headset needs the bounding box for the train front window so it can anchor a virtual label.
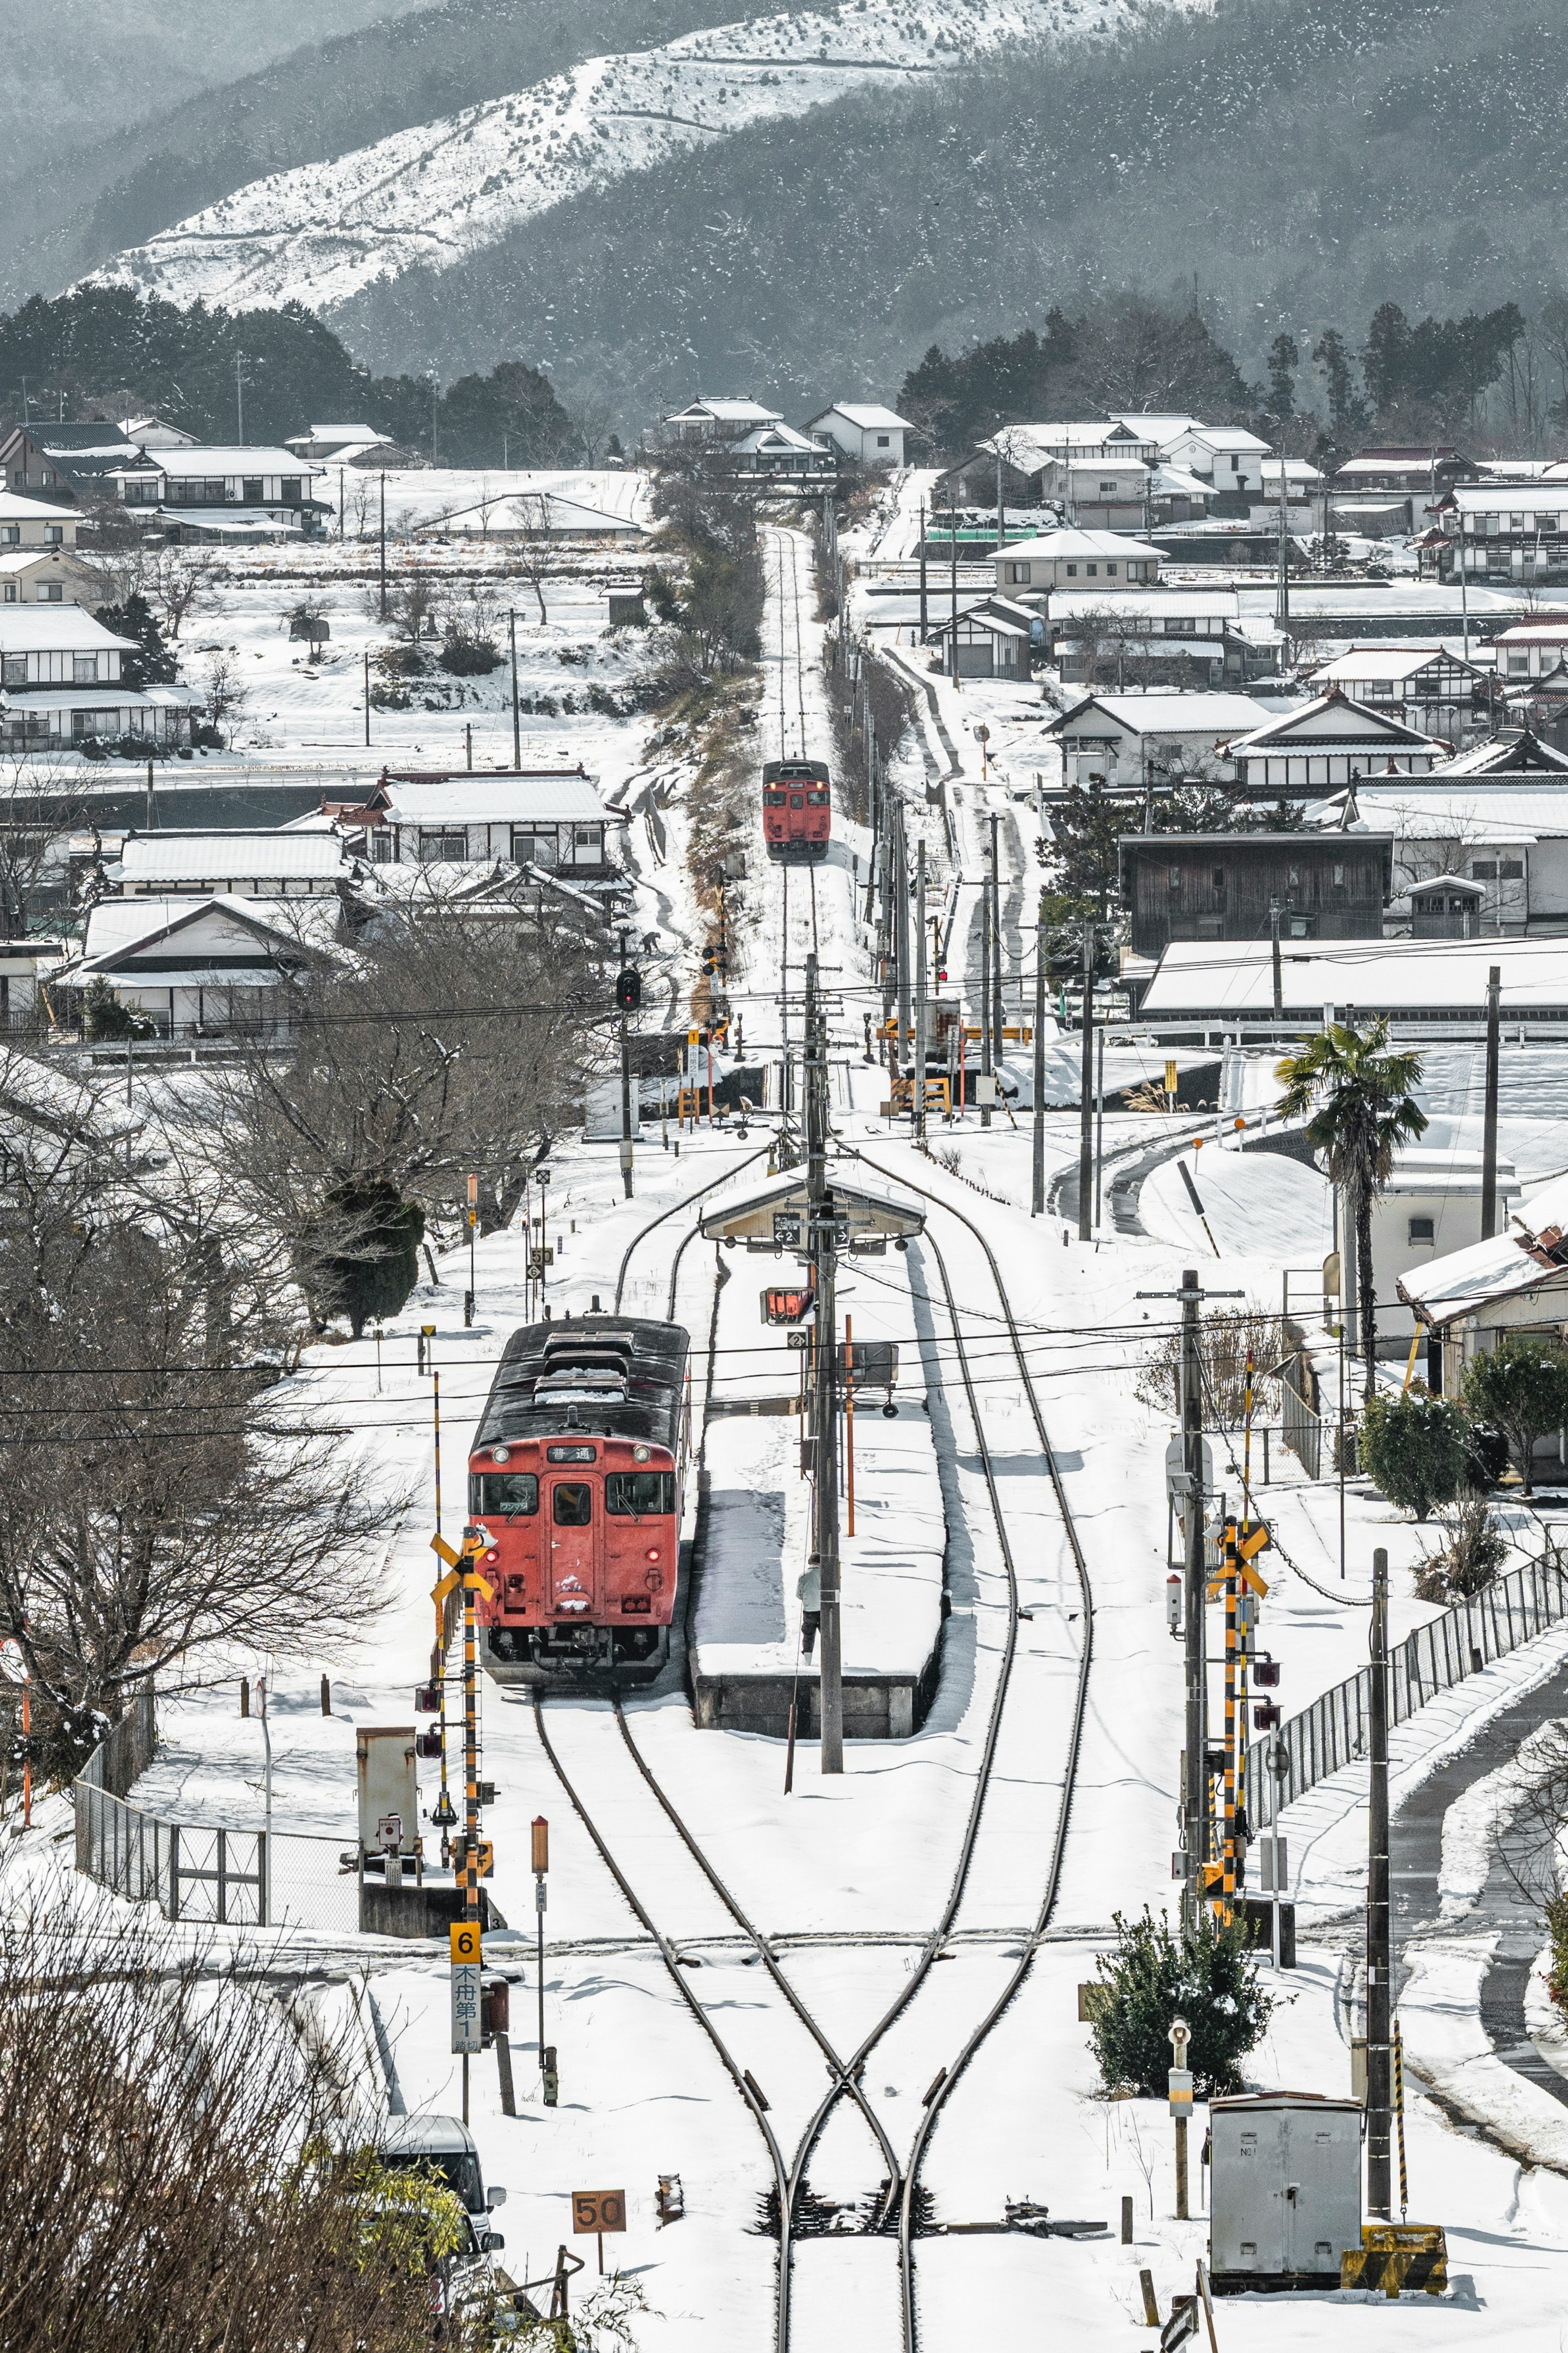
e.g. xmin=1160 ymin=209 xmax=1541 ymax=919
xmin=470 ymin=1471 xmax=538 ymax=1516
xmin=605 ymin=1471 xmax=676 ymax=1516
xmin=552 ymin=1482 xmax=593 ymax=1526
xmin=808 ymin=790 xmax=829 ymax=805
xmin=790 ymin=794 xmax=803 ymax=808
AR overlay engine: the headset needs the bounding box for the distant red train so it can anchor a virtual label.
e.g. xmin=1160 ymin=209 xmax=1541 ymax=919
xmin=468 ymin=1316 xmax=689 ymax=1686
xmin=763 ymin=758 xmax=831 ymax=863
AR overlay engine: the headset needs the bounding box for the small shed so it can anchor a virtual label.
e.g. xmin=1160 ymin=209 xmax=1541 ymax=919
xmin=1409 ymin=872 xmax=1486 ymax=938
xmin=1209 ymin=2092 xmax=1362 ymax=2293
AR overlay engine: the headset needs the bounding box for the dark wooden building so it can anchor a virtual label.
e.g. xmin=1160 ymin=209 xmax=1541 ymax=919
xmin=1118 ymin=831 xmax=1394 ymax=957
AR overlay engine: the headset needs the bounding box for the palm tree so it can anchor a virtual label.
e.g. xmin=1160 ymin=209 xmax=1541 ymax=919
xmin=1276 ymin=1017 xmax=1426 ymax=1382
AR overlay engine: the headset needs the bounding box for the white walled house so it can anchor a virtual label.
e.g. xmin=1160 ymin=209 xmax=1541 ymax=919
xmin=806 ymin=403 xmax=911 ymax=466
xmin=106 ymin=830 xmax=360 ymax=897
xmin=1399 ymin=1170 xmax=1568 ymax=1416
xmin=113 ymin=446 xmax=329 ymax=540
xmin=0 ymin=608 xmax=199 ymax=749
xmin=0 ymin=491 xmax=78 ymax=547
xmin=1303 ymin=777 xmax=1568 ymax=935
xmin=1044 ymin=690 xmax=1274 ymax=785
xmin=1163 ymin=425 xmax=1273 ymax=499
xmin=0 ymin=548 xmax=105 ymax=605
xmin=64 ymin=894 xmax=345 ymax=1036
xmin=368 ymin=773 xmax=626 ymax=883
xmin=995 ymin=529 xmax=1161 ymax=592
xmin=1226 ymin=690 xmax=1446 ymax=792
xmin=1351 ymin=1120 xmax=1522 ymax=1352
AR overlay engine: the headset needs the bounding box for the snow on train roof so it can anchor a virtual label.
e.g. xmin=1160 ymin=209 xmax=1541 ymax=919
xmin=474 ymin=1316 xmax=688 ymax=1452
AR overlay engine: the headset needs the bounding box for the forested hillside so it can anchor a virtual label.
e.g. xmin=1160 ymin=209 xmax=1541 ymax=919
xmin=325 ymin=0 xmax=1568 ymax=427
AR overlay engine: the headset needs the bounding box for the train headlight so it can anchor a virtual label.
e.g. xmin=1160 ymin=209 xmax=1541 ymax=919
xmin=646 ymin=1548 xmax=661 ymax=1563
xmin=633 ymin=1445 xmax=650 ymax=1462
xmin=491 ymin=1446 xmax=511 ymax=1463
xmin=484 ymin=1548 xmax=500 ymax=1564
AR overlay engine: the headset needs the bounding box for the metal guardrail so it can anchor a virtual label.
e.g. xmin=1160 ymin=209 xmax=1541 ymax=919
xmin=73 ymin=1696 xmax=358 ymax=1932
xmin=1243 ymin=1552 xmax=1568 ymax=1826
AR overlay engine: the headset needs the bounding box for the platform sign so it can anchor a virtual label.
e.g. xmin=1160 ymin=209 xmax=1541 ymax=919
xmin=450 ymin=1920 xmax=483 ymax=2053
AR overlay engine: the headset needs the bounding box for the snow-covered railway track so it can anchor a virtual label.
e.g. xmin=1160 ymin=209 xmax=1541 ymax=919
xmin=853 ymin=1155 xmax=1095 ymax=2353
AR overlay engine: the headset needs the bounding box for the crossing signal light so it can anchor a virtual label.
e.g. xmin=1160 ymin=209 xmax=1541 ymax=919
xmin=701 ymin=942 xmax=720 ymax=977
xmin=614 ymin=966 xmax=641 ymax=1010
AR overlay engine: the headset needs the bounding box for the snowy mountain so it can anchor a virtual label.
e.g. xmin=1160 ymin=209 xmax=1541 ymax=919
xmin=89 ymin=0 xmax=1185 ymax=318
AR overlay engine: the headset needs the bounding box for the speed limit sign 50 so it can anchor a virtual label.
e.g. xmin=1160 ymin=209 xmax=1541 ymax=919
xmin=572 ymin=2190 xmax=627 ymax=2235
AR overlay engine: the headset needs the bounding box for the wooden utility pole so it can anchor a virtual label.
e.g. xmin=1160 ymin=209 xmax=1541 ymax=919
xmin=1481 ymin=964 xmax=1501 ymax=1239
xmin=1031 ymin=900 xmax=1047 ymax=1216
xmin=1270 ymin=894 xmax=1284 ymax=1021
xmin=509 ymin=609 xmax=522 ymax=770
xmin=989 ymin=812 xmax=1004 ymax=1077
xmin=979 ymin=876 xmax=993 ymax=1130
xmin=1077 ymin=920 xmax=1095 ymax=1239
xmin=913 ymin=838 xmax=929 ymax=1142
xmin=805 ymin=956 xmax=842 ymax=1775
xmin=1367 ymin=1545 xmax=1392 ymax=2216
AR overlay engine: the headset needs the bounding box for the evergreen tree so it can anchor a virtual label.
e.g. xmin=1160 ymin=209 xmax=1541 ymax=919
xmin=93 ymin=593 xmax=176 ymax=689
xmin=1360 ymin=1387 xmax=1470 ymax=1521
xmin=310 ymin=1183 xmax=425 ymax=1340
xmin=1088 ymin=1907 xmax=1275 ymax=2098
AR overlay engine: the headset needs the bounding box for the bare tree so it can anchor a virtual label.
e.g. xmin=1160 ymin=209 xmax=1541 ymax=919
xmin=0 ymin=1136 xmax=396 ymax=1749
xmin=200 ymin=650 xmax=249 ymax=738
xmin=144 ymin=549 xmax=210 ymax=642
xmin=0 ymin=754 xmax=84 ymax=935
xmin=508 ymin=493 xmax=553 ymax=624
xmin=379 ymin=570 xmax=439 ymax=646
xmin=0 ymin=1882 xmax=488 ymax=2352
xmin=561 ymin=389 xmax=615 ymax=465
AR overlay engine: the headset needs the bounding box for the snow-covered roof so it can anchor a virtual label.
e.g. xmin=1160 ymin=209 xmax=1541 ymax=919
xmin=1437 ymin=729 xmax=1568 ymax=774
xmin=731 ymin=422 xmax=829 ymax=456
xmin=1260 ymin=458 xmax=1325 ymax=484
xmin=1140 ymin=933 xmax=1568 ymax=1019
xmin=4 ymin=683 xmax=201 ymax=711
xmin=303 ymin=424 xmax=381 ymax=442
xmin=382 ymin=777 xmax=612 ymax=825
xmin=925 ymin=594 xmax=1039 ymax=641
xmin=1226 ymin=690 xmax=1442 ymax=754
xmin=0 ymin=491 xmax=77 ymax=524
xmin=112 ymin=831 xmax=352 ymax=883
xmin=353 ymin=467 xmax=650 ymax=531
xmin=1491 ymin=620 xmax=1568 ymax=643
xmin=1113 ymin=414 xmax=1201 ymax=442
xmin=0 ymin=607 xmax=133 ymax=651
xmin=665 ymin=397 xmax=782 ymax=425
xmin=1048 ymin=691 xmax=1272 ymax=736
xmin=0 ymin=549 xmax=93 ymax=575
xmin=1051 ymin=588 xmax=1238 ymax=620
xmin=154 ymin=510 xmax=307 ymax=537
xmin=977 ymin=422 xmax=1155 ymax=462
xmin=143 ymin=446 xmax=322 ymax=474
xmin=411 ymin=490 xmax=645 ymax=536
xmin=1177 ymin=425 xmax=1272 ymax=453
xmin=1149 ymin=464 xmax=1216 ymax=500
xmin=810 ymin=403 xmax=910 ymax=431
xmin=1305 ymin=781 xmax=1568 ymax=841
xmin=999 ymin=528 xmax=1162 ymax=562
xmin=78 ymin=892 xmax=341 ymax=968
xmin=1308 ymin=646 xmax=1480 ymax=685
xmin=1442 ymin=486 xmax=1568 ymax=513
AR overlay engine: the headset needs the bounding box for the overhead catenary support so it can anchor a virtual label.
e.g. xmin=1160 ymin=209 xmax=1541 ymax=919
xmin=989 ymin=812 xmax=1004 ymax=1077
xmin=804 ymin=955 xmax=843 ymax=1775
xmin=1481 ymin=963 xmax=1501 ymax=1240
xmin=893 ymin=800 xmax=911 ymax=1087
xmin=1270 ymin=894 xmax=1284 ymax=1020
xmin=979 ymin=869 xmax=993 ymax=1131
xmin=509 ymin=609 xmax=522 ymax=770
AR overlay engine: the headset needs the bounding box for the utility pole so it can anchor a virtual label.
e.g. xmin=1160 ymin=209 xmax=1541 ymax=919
xmin=1481 ymin=964 xmax=1501 ymax=1239
xmin=1270 ymin=894 xmax=1283 ymax=1022
xmin=979 ymin=874 xmax=993 ymax=1129
xmin=509 ymin=609 xmax=522 ymax=769
xmin=618 ymin=926 xmax=635 ymax=1201
xmin=913 ymin=837 xmax=929 ymax=1142
xmin=948 ymin=474 xmax=960 ymax=689
xmin=1180 ymin=1273 xmax=1206 ymax=1932
xmin=918 ymin=503 xmax=927 ymax=642
xmin=363 ymin=649 xmax=371 ymax=747
xmin=989 ymin=811 xmax=1004 ymax=1076
xmin=805 ymin=955 xmax=843 ymax=1775
xmin=995 ymin=442 xmax=1004 ymax=571
xmin=234 ymin=350 xmax=247 ymax=446
xmin=1275 ymin=440 xmax=1290 ymax=629
xmin=378 ymin=473 xmax=388 ymax=619
xmin=1366 ymin=1544 xmax=1392 ymax=2217
xmin=1077 ymin=920 xmax=1095 ymax=1240
xmin=430 ymin=370 xmax=440 ymax=466
xmin=1031 ymin=899 xmax=1047 ymax=1215
xmin=893 ymin=801 xmax=911 ymax=1092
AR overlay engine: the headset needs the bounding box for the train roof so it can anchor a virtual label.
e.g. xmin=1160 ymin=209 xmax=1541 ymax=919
xmin=473 ymin=1315 xmax=689 ymax=1453
xmin=762 ymin=758 xmax=829 ymax=780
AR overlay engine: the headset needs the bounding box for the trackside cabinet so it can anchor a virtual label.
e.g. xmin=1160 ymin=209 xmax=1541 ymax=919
xmin=1209 ymin=2093 xmax=1362 ymax=2292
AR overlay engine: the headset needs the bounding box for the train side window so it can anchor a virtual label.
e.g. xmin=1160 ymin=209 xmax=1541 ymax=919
xmin=552 ymin=1482 xmax=593 ymax=1526
xmin=471 ymin=1471 xmax=539 ymax=1515
xmin=606 ymin=1471 xmax=676 ymax=1515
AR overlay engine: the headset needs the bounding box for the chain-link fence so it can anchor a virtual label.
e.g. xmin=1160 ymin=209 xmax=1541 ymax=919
xmin=1244 ymin=1551 xmax=1568 ymax=1825
xmin=74 ymin=1697 xmax=359 ymax=1933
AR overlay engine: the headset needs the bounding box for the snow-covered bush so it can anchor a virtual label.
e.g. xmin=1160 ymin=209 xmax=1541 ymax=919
xmin=1087 ymin=1907 xmax=1275 ymax=2099
xmin=1360 ymin=1387 xmax=1470 ymax=1521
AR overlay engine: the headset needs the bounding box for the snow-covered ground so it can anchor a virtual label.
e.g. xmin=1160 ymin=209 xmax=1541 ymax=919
xmin=25 ymin=509 xmax=1568 ymax=2345
xmin=87 ymin=0 xmax=1174 ymax=317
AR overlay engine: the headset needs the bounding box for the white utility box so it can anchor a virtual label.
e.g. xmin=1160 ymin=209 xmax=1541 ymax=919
xmin=1209 ymin=2092 xmax=1362 ymax=2291
xmin=356 ymin=1725 xmax=418 ymax=1858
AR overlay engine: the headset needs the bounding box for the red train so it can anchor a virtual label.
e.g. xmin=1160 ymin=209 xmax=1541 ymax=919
xmin=468 ymin=1316 xmax=689 ymax=1685
xmin=763 ymin=758 xmax=831 ymax=863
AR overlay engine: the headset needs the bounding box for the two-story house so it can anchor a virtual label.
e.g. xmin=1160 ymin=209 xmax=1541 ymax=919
xmin=114 ymin=446 xmax=330 ymax=540
xmin=0 ymin=422 xmax=145 ymax=502
xmin=1160 ymin=424 xmax=1273 ymax=504
xmin=959 ymin=422 xmax=1157 ymax=526
xmin=1424 ymin=483 xmax=1568 ymax=587
xmin=806 ymin=403 xmax=911 ymax=468
xmin=0 ymin=608 xmax=199 ymax=750
xmin=0 ymin=490 xmax=98 ymax=605
xmin=1305 ymin=645 xmax=1490 ymax=741
xmin=339 ymin=769 xmax=627 ymax=887
xmin=657 ymin=397 xmax=784 ymax=446
xmin=1225 ymin=688 xmax=1446 ymax=793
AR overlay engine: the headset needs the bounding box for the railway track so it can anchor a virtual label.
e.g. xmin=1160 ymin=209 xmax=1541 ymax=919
xmin=528 ymin=1152 xmax=1094 ymax=2353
